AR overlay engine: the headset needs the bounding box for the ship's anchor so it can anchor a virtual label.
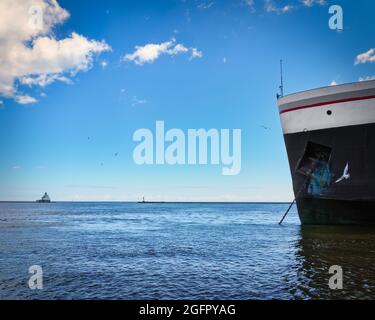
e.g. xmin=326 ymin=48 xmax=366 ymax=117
xmin=278 ymin=173 xmax=312 ymax=225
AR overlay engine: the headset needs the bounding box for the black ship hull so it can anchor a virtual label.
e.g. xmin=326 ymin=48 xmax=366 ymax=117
xmin=295 ymin=198 xmax=375 ymax=225
xmin=278 ymin=80 xmax=375 ymax=225
xmin=284 ymin=122 xmax=375 ymax=225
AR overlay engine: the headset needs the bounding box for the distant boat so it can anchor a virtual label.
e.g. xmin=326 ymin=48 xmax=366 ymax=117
xmin=36 ymin=192 xmax=51 ymax=203
xmin=138 ymin=196 xmax=165 ymax=204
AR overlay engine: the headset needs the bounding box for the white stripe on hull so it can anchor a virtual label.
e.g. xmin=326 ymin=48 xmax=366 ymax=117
xmin=280 ymin=97 xmax=375 ymax=134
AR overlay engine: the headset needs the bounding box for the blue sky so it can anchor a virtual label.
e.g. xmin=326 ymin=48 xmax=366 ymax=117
xmin=0 ymin=0 xmax=374 ymax=201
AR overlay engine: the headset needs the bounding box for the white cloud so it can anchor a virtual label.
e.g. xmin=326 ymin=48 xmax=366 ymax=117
xmin=359 ymin=75 xmax=375 ymax=82
xmin=123 ymin=38 xmax=202 ymax=65
xmin=197 ymin=2 xmax=215 ymax=10
xmin=264 ymin=0 xmax=325 ymax=14
xmin=169 ymin=43 xmax=189 ymax=55
xmin=243 ymin=0 xmax=256 ymax=12
xmin=355 ymin=49 xmax=375 ymax=65
xmin=15 ymin=95 xmax=38 ymax=105
xmin=0 ymin=0 xmax=111 ymax=104
xmin=12 ymin=166 xmax=21 ymax=170
xmin=20 ymin=74 xmax=73 ymax=87
xmin=100 ymin=60 xmax=108 ymax=69
xmin=190 ymin=48 xmax=203 ymax=60
xmin=265 ymin=0 xmax=294 ymax=14
xmin=0 ymin=0 xmax=69 ymax=43
xmin=302 ymin=0 xmax=326 ymax=7
xmin=123 ymin=38 xmax=181 ymax=65
xmin=330 ymin=80 xmax=338 ymax=86
xmin=132 ymin=96 xmax=148 ymax=107
xmin=243 ymin=0 xmax=255 ymax=7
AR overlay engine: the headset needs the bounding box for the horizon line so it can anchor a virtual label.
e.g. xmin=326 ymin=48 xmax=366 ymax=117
xmin=0 ymin=200 xmax=291 ymax=204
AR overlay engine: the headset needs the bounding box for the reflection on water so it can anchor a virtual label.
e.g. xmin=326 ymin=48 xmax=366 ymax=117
xmin=0 ymin=202 xmax=374 ymax=299
xmin=295 ymin=226 xmax=375 ymax=299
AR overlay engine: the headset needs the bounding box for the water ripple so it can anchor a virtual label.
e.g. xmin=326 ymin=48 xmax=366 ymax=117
xmin=0 ymin=202 xmax=375 ymax=299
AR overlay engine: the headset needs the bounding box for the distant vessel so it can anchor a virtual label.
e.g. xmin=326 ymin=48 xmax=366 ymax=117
xmin=36 ymin=192 xmax=51 ymax=203
xmin=278 ymin=79 xmax=375 ymax=225
xmin=138 ymin=196 xmax=165 ymax=204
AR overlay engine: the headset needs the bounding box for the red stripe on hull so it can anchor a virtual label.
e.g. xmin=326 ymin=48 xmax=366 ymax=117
xmin=280 ymin=95 xmax=375 ymax=114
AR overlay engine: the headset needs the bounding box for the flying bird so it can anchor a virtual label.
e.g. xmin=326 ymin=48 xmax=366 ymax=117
xmin=260 ymin=125 xmax=271 ymax=130
xmin=335 ymin=162 xmax=350 ymax=183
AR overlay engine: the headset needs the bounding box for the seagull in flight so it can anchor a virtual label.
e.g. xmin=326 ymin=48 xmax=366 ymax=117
xmin=335 ymin=162 xmax=350 ymax=183
xmin=260 ymin=125 xmax=271 ymax=130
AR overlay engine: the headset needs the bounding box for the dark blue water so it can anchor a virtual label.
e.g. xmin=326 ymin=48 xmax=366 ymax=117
xmin=1 ymin=202 xmax=375 ymax=300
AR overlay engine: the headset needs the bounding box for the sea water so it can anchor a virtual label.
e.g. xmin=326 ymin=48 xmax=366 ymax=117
xmin=0 ymin=202 xmax=374 ymax=299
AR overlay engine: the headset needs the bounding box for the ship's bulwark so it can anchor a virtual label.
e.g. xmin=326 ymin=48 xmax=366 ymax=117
xmin=284 ymin=122 xmax=375 ymax=225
